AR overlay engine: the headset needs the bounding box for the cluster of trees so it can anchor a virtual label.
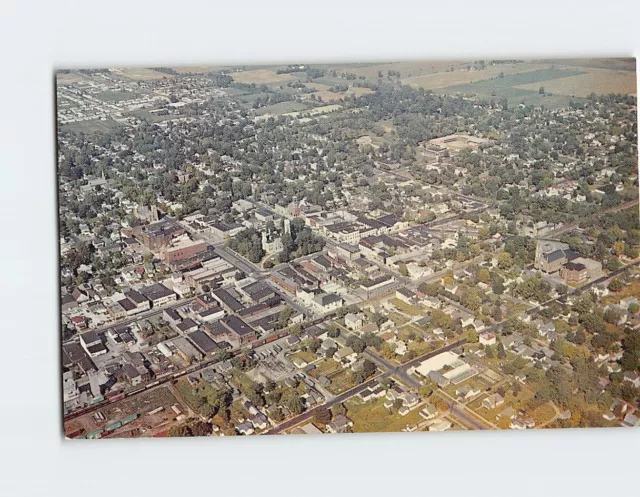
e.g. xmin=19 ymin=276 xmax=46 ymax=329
xmin=514 ymin=274 xmax=552 ymax=303
xmin=277 ymin=218 xmax=324 ymax=263
xmin=229 ymin=228 xmax=265 ymax=263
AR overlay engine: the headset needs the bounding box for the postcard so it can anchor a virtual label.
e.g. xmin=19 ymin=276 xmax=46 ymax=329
xmin=57 ymin=59 xmax=639 ymax=439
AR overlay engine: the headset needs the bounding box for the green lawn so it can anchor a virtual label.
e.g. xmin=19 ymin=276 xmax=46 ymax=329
xmin=310 ymin=358 xmax=341 ymax=378
xmin=345 ymin=397 xmax=424 ymax=433
xmin=390 ymin=298 xmax=425 ymax=316
xmin=327 ymin=370 xmax=356 ymax=395
xmin=289 ymin=350 xmax=318 ymax=365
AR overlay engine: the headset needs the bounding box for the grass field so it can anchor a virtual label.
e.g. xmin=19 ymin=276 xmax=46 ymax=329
xmin=345 ymin=397 xmax=424 ymax=432
xmin=289 ymin=350 xmax=317 ymax=365
xmin=389 ymin=298 xmax=424 ymax=316
xmin=282 ymin=104 xmax=342 ymax=119
xmin=59 ymin=118 xmax=122 ymax=134
xmin=254 ymin=101 xmax=309 ymax=116
xmin=230 ymin=69 xmax=295 ymax=84
xmin=515 ymin=67 xmax=637 ymax=97
xmin=326 ymin=369 xmax=356 ymax=395
xmin=310 ymin=358 xmax=341 ymax=377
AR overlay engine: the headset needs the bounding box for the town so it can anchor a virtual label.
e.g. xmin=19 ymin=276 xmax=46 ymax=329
xmin=57 ymin=60 xmax=640 ymax=439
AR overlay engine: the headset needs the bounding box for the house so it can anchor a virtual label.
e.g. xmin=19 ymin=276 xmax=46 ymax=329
xmin=250 ymin=413 xmax=269 ymax=430
xmin=456 ymin=384 xmax=481 ymax=400
xmin=623 ymin=412 xmax=640 ymax=427
xmin=334 ymin=346 xmax=357 ymax=364
xmin=236 ymin=422 xmax=254 ymax=435
xmin=396 ymin=287 xmax=417 ymax=304
xmin=510 ymin=416 xmax=536 ymax=430
xmin=623 ymin=372 xmax=640 ymax=388
xmin=479 ymin=331 xmax=496 ymax=346
xmin=428 ymin=419 xmax=452 ymax=432
xmin=344 ymin=312 xmax=365 ymax=331
xmin=482 ymin=393 xmax=504 ymax=410
xmin=419 ymin=404 xmax=438 ymax=420
xmin=326 ymin=414 xmax=353 ymax=434
xmin=291 ymin=423 xmax=323 ymax=435
xmin=79 ymin=330 xmax=107 ymax=357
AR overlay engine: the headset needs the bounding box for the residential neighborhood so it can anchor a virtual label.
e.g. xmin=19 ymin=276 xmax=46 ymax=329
xmin=57 ymin=60 xmax=639 ymax=439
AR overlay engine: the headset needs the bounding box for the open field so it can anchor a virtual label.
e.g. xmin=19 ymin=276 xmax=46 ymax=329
xmin=56 ymin=71 xmax=91 ymax=86
xmin=309 ymin=358 xmax=341 ymax=377
xmin=331 ymin=60 xmax=472 ymax=81
xmin=282 ymin=104 xmax=342 ymax=119
xmin=435 ymin=68 xmax=588 ymax=108
xmin=110 ymin=68 xmax=169 ymax=81
xmin=171 ymin=65 xmax=230 ymax=74
xmin=402 ymin=62 xmax=549 ymax=90
xmin=254 ymin=101 xmax=309 ymax=116
xmin=230 ymin=69 xmax=295 ymax=85
xmin=305 ymin=82 xmax=374 ymax=103
xmin=59 ymin=118 xmax=123 ymax=134
xmin=515 ymin=67 xmax=637 ymax=97
xmin=345 ymin=397 xmax=424 ymax=433
xmin=326 ymin=369 xmax=356 ymax=395
xmin=533 ymin=58 xmax=636 ymax=72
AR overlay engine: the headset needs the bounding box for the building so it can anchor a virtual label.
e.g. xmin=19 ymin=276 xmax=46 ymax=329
xmin=560 ymin=257 xmax=602 ymax=284
xmin=220 ymin=315 xmax=257 ymax=344
xmin=124 ymin=289 xmax=151 ymax=312
xmin=479 ymin=331 xmax=496 ymax=346
xmin=534 ymin=241 xmax=579 ymax=273
xmin=139 ymin=283 xmax=177 ymax=307
xmin=80 ymin=330 xmax=107 ymax=358
xmin=211 ymin=288 xmax=245 ymax=313
xmin=326 ymin=414 xmax=353 ymax=434
xmin=163 ymin=236 xmax=208 ymax=263
xmin=344 ymin=312 xmax=365 ymax=331
xmin=134 ymin=220 xmax=186 ymax=250
xmin=313 ymin=292 xmax=344 ymax=313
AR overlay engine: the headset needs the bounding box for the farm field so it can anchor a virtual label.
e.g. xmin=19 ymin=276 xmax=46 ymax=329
xmin=230 ymin=69 xmax=295 ymax=84
xmin=111 ymin=68 xmax=169 ymax=80
xmin=306 ymin=82 xmax=374 ymax=103
xmin=342 ymin=60 xmax=472 ymax=80
xmin=56 ymin=71 xmax=91 ymax=86
xmin=172 ymin=65 xmax=230 ymax=74
xmin=515 ymin=67 xmax=637 ymax=97
xmin=402 ymin=62 xmax=549 ymax=90
xmin=435 ymin=68 xmax=588 ymax=108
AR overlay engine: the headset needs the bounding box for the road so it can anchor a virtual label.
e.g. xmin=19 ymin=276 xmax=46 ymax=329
xmin=540 ymin=199 xmax=638 ymax=239
xmin=63 ymin=297 xmax=196 ymax=346
xmin=267 ymin=339 xmax=467 ymax=434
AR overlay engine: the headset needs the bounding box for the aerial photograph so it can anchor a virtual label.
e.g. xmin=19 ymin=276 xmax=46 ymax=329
xmin=56 ymin=58 xmax=639 ymax=439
